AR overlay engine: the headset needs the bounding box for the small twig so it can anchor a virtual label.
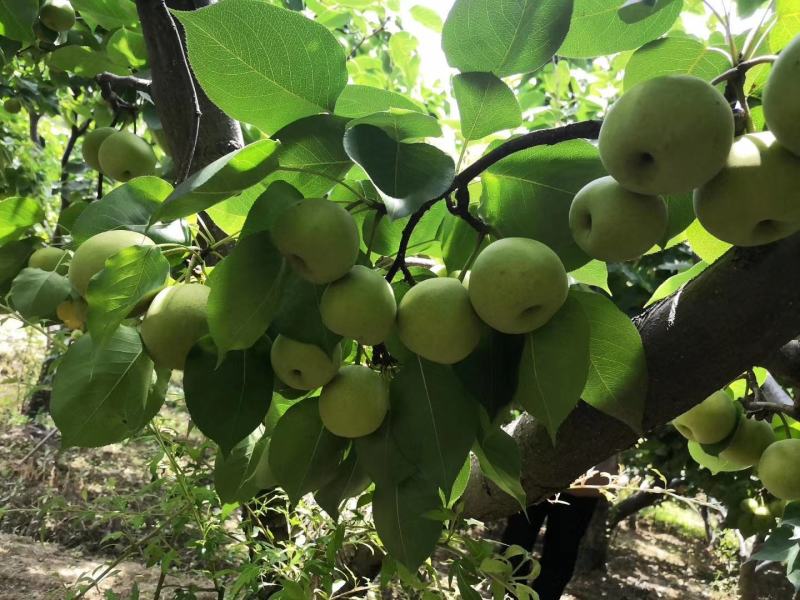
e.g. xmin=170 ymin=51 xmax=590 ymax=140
xmin=348 ymin=18 xmax=389 ymax=60
xmin=96 ymin=72 xmax=152 ymax=95
xmin=385 ymin=198 xmax=439 ymax=282
xmin=711 ymin=55 xmax=779 ymax=85
xmin=16 ymin=428 xmax=58 ymax=465
xmin=59 ymin=120 xmax=91 ymax=202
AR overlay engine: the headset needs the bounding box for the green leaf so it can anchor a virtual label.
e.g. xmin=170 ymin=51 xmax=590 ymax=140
xmin=354 ymin=414 xmax=417 ymax=488
xmin=559 ymin=0 xmax=682 ymax=58
xmin=334 ymin=84 xmax=424 ymax=118
xmin=0 ymin=0 xmax=37 ymax=43
xmin=441 ymin=210 xmax=488 ymax=273
xmin=174 ymin=0 xmax=348 ymax=134
xmin=645 ymin=261 xmax=709 ymax=307
xmin=752 ymin=526 xmax=797 ymax=562
xmin=240 ymin=181 xmax=303 ymax=238
xmin=0 ymin=197 xmax=43 ymax=244
xmin=373 ymin=474 xmax=443 ymax=570
xmin=661 ymin=193 xmax=695 ymax=246
xmin=207 ymin=231 xmax=286 ymax=356
xmin=569 ymin=260 xmax=610 ymax=294
xmin=481 ymin=139 xmax=604 ymax=271
xmin=515 ymin=294 xmax=590 ymax=443
xmin=362 ymin=200 xmax=446 ymax=257
xmin=315 ymin=451 xmax=371 ymax=520
xmin=343 ymin=124 xmax=455 ymax=219
xmin=452 ymin=72 xmax=522 ymax=141
xmin=410 ymin=5 xmax=443 ymax=32
xmin=391 ymin=357 xmax=479 ymax=495
xmin=71 ymin=0 xmax=138 ymax=29
xmin=770 ymin=0 xmax=800 ymax=52
xmin=9 ymin=268 xmax=72 ymax=320
xmin=474 ymin=425 xmax=526 ymax=510
xmin=72 ymin=178 xmax=189 ymax=247
xmin=624 ymin=37 xmax=731 ymax=91
xmin=184 ymin=337 xmax=273 ymax=455
xmin=442 ymin=0 xmax=574 ymax=77
xmin=154 ymin=140 xmax=280 ymax=222
xmin=51 ymin=327 xmax=155 ymax=448
xmin=0 ymin=238 xmax=40 ymax=296
xmin=49 ymin=46 xmax=129 ymax=77
xmin=348 ymin=109 xmax=442 ymax=141
xmin=573 ymin=291 xmax=648 ymax=432
xmin=214 ymin=427 xmax=268 ymax=504
xmin=269 ymin=397 xmax=348 ymax=503
xmin=685 ymin=219 xmax=732 ymax=263
xmin=107 ymin=28 xmax=148 ymax=70
xmin=85 ymin=246 xmax=170 ymax=345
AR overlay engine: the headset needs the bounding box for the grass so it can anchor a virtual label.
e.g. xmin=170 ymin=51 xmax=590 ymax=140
xmin=641 ymin=501 xmax=708 ymax=539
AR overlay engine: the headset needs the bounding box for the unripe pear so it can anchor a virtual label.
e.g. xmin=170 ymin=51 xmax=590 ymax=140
xmin=569 ymin=176 xmax=667 ymax=262
xmin=758 ymin=439 xmax=800 ymax=500
xmin=82 ymin=127 xmax=117 ymax=172
xmin=28 ymin=247 xmax=68 ymax=274
xmin=319 ymin=365 xmax=389 ymax=438
xmin=672 ymin=390 xmax=737 ymax=444
xmin=763 ymin=34 xmax=800 ymax=156
xmin=396 ymin=277 xmax=482 ymax=364
xmin=39 ymin=0 xmax=75 ymax=32
xmin=97 ymin=131 xmax=157 ymax=181
xmin=56 ymin=298 xmax=87 ymax=330
xmin=141 ymin=284 xmax=210 ymax=371
xmin=599 ymin=75 xmax=734 ymax=195
xmin=271 ymin=199 xmax=360 ymax=284
xmin=270 ymin=334 xmax=341 ymax=391
xmin=694 ymin=132 xmax=800 ymax=246
xmin=468 ymin=237 xmax=568 ymax=334
xmin=68 ymin=230 xmax=155 ymax=296
xmin=4 ymin=98 xmax=21 ymax=114
xmin=320 ymin=265 xmax=396 ymax=345
xmin=718 ymin=417 xmax=775 ymax=467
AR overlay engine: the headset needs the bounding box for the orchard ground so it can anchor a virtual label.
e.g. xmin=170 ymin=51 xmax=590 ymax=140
xmin=0 ymin=322 xmax=793 ymax=599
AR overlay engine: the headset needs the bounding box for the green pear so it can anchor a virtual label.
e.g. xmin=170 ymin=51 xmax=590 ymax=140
xmin=97 ymin=131 xmax=157 ymax=181
xmin=3 ymin=98 xmax=21 ymax=114
xmin=140 ymin=284 xmax=210 ymax=371
xmin=694 ymin=131 xmax=800 ymax=246
xmin=271 ymin=199 xmax=360 ymax=284
xmin=397 ymin=277 xmax=482 ymax=364
xmin=758 ymin=439 xmax=800 ymax=500
xmin=319 ymin=365 xmax=389 ymax=438
xmin=320 ymin=265 xmax=396 ymax=345
xmin=688 ymin=440 xmax=748 ymax=473
xmin=672 ymin=390 xmax=737 ymax=444
xmin=569 ymin=176 xmax=667 ymax=262
xmin=68 ymin=230 xmax=156 ymax=296
xmin=599 ymin=75 xmax=734 ymax=195
xmin=763 ymin=34 xmax=800 ymax=156
xmin=39 ymin=0 xmax=75 ymax=32
xmin=269 ymin=334 xmax=342 ymax=391
xmin=468 ymin=237 xmax=568 ymax=334
xmin=82 ymin=127 xmax=117 ymax=172
xmin=28 ymin=247 xmax=68 ymax=274
xmin=719 ymin=417 xmax=775 ymax=467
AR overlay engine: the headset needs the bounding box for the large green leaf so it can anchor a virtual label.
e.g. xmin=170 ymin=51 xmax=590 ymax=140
xmin=51 ymin=327 xmax=155 ymax=448
xmin=315 ymin=451 xmax=371 ymax=520
xmin=207 ymin=231 xmax=286 ymax=357
xmin=442 ymin=0 xmax=574 ymax=77
xmin=354 ymin=415 xmax=416 ymax=488
xmin=474 ymin=425 xmax=526 ymax=510
xmin=9 ymin=268 xmax=72 ymax=320
xmin=214 ymin=427 xmax=268 ymax=504
xmin=72 ymin=177 xmax=189 ymax=247
xmin=240 ymin=181 xmax=303 ymax=238
xmin=184 ymin=337 xmax=273 ymax=456
xmin=107 ymin=28 xmax=147 ymax=70
xmin=269 ymin=397 xmax=348 ymax=503
xmin=391 ymin=357 xmax=479 ymax=496
xmin=154 ymin=140 xmax=280 ymax=222
xmin=344 ymin=124 xmax=455 ymax=219
xmin=559 ymin=0 xmax=682 ymax=58
xmin=573 ymin=291 xmax=648 ymax=432
xmin=624 ymin=37 xmax=731 ymax=90
xmin=85 ymin=246 xmax=170 ymax=346
xmin=453 ymin=73 xmax=522 ymax=141
xmin=0 ymin=197 xmax=43 ymax=244
xmin=515 ymin=294 xmax=590 ymax=443
xmin=0 ymin=0 xmax=37 ymax=43
xmin=71 ymin=0 xmax=138 ymax=29
xmin=174 ymin=0 xmax=348 ymax=134
xmin=373 ymin=474 xmax=443 ymax=570
xmin=0 ymin=237 xmax=40 ymax=296
xmin=770 ymin=0 xmax=800 ymax=51
xmin=334 ymin=85 xmax=424 ymax=118
xmin=49 ymin=46 xmax=129 ymax=77
xmin=480 ymin=139 xmax=604 ymax=271
xmin=347 ymin=109 xmax=442 ymax=141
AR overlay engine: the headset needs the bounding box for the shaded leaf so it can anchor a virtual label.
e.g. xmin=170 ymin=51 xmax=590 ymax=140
xmin=0 ymin=237 xmax=40 ymax=296
xmin=474 ymin=425 xmax=526 ymax=509
xmin=315 ymin=450 xmax=371 ymax=520
xmin=214 ymin=427 xmax=268 ymax=504
xmin=0 ymin=0 xmax=37 ymax=43
xmin=354 ymin=414 xmax=417 ymax=488
xmin=9 ymin=268 xmax=72 ymax=320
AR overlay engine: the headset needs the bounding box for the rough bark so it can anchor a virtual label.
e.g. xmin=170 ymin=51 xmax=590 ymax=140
xmin=763 ymin=339 xmax=800 ymax=387
xmin=463 ymin=233 xmax=800 ymax=521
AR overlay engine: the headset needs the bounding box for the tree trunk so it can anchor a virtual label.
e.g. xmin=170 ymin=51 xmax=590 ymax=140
xmin=574 ymin=497 xmax=610 ymax=574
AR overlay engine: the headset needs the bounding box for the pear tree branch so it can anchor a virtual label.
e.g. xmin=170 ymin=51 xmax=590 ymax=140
xmin=711 ymin=55 xmax=779 ymax=85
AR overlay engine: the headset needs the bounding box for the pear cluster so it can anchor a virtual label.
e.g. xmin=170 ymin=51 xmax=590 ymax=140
xmin=672 ymin=389 xmax=800 ymax=501
xmin=266 ymin=199 xmax=571 ymax=440
xmin=82 ymin=128 xmax=157 ymax=182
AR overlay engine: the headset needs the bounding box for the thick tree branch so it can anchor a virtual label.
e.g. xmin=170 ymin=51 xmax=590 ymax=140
xmin=762 ymin=340 xmax=800 ymax=387
xmin=463 ymin=233 xmax=800 ymax=521
xmin=96 ymin=72 xmax=152 ymax=95
xmin=711 ymin=55 xmax=779 ymax=86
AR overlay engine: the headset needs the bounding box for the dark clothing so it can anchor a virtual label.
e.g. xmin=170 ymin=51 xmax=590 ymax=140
xmin=501 ymin=493 xmax=599 ymax=600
